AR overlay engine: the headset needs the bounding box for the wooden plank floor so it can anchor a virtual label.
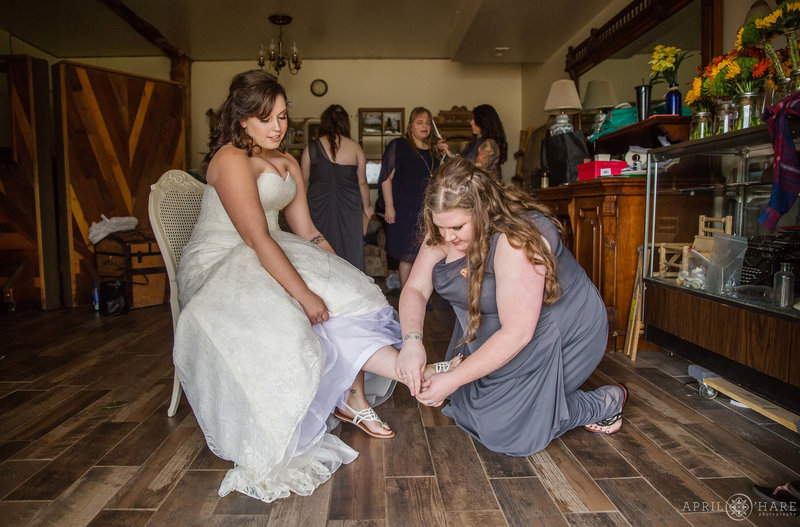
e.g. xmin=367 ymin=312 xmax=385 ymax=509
xmin=1 ymin=293 xmax=798 ymax=526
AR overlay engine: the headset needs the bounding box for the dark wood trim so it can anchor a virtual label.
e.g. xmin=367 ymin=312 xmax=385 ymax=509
xmin=97 ymin=0 xmax=188 ymax=60
xmin=566 ymin=0 xmax=722 ymax=81
xmin=700 ymin=0 xmax=723 ymax=66
xmin=170 ymin=56 xmax=191 ymax=168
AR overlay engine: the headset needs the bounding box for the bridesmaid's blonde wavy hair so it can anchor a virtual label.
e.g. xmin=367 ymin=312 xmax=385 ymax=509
xmin=422 ymin=157 xmax=563 ymax=343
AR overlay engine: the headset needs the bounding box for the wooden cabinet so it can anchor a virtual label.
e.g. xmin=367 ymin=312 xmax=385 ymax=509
xmin=532 ymin=178 xmax=647 ymax=350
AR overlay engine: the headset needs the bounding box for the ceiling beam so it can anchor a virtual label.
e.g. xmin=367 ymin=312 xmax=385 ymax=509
xmin=97 ymin=0 xmax=189 ymax=60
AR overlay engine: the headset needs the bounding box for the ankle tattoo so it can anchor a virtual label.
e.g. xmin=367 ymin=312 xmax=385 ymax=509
xmin=349 ymin=388 xmax=357 ymax=395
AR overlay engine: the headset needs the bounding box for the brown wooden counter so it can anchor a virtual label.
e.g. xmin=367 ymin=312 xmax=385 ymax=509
xmin=532 ymin=177 xmax=647 ymax=350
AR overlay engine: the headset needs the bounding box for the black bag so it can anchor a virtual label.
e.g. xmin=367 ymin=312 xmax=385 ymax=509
xmin=99 ymin=279 xmax=128 ymax=315
xmin=543 ymin=130 xmax=590 ymax=186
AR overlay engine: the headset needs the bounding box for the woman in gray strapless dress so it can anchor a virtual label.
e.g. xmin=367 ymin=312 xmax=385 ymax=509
xmin=302 ymin=105 xmax=372 ymax=271
xmin=396 ymin=157 xmax=627 ymax=456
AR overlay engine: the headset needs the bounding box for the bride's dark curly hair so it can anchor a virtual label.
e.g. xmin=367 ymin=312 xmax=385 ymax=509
xmin=203 ymin=70 xmax=286 ymax=167
xmin=422 ymin=157 xmax=563 ymax=343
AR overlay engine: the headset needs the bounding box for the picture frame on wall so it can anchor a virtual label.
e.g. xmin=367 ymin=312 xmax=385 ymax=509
xmin=361 ymin=112 xmax=382 ymax=135
xmin=304 ymin=119 xmax=321 ymax=143
xmin=383 ymin=112 xmax=402 ymax=135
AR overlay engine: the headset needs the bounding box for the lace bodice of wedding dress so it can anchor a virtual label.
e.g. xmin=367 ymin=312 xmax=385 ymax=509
xmin=173 ymin=172 xmax=398 ymax=502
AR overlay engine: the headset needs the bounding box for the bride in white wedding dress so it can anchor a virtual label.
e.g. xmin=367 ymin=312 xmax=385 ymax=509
xmin=173 ymin=71 xmax=425 ymax=503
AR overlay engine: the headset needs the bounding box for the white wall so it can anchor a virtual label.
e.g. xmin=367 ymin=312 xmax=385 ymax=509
xmin=1 ymin=30 xmax=171 ymax=81
xmin=191 ymin=60 xmax=522 ymax=181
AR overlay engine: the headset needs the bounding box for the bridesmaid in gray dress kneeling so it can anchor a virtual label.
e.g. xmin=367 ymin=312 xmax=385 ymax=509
xmin=396 ymin=157 xmax=628 ymax=456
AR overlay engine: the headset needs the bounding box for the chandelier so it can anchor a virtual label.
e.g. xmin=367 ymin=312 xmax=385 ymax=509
xmin=258 ymin=14 xmax=302 ymax=76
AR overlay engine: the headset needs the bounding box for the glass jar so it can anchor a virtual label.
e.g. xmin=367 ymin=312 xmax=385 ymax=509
xmin=773 ymin=262 xmax=795 ymax=308
xmin=765 ymin=77 xmax=792 ymax=107
xmin=714 ymin=101 xmax=735 ymax=135
xmin=791 ymin=69 xmax=800 ymax=94
xmin=733 ymin=92 xmax=763 ymax=130
xmin=690 ymin=111 xmax=712 ymax=140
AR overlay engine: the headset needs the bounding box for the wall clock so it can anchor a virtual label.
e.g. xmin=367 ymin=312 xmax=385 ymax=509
xmin=310 ymin=79 xmax=328 ymax=97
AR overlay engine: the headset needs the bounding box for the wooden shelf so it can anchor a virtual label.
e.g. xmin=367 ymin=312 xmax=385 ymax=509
xmin=594 ymin=115 xmax=690 ymax=155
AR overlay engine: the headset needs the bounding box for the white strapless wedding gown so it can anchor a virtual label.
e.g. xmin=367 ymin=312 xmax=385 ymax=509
xmin=174 ymin=171 xmax=399 ymax=502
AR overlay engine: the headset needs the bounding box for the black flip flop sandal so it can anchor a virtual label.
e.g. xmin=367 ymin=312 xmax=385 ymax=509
xmin=752 ymin=483 xmax=800 ymax=504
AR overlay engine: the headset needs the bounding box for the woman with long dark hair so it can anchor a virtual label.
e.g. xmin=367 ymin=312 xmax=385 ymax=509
xmin=301 ymin=105 xmax=372 ymax=271
xmin=438 ymin=103 xmax=508 ymax=181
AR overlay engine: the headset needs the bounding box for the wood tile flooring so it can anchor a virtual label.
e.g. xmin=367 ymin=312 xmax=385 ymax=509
xmin=1 ymin=294 xmax=798 ymax=526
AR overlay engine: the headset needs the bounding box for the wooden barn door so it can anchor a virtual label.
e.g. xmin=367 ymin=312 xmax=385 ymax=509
xmin=53 ymin=62 xmax=185 ymax=307
xmin=0 ymin=55 xmax=59 ymax=310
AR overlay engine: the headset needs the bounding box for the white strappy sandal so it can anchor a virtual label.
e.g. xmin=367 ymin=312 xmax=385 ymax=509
xmin=432 ymin=353 xmax=463 ymax=374
xmin=433 ymin=361 xmax=453 ymax=373
xmin=334 ymin=402 xmax=395 ymax=439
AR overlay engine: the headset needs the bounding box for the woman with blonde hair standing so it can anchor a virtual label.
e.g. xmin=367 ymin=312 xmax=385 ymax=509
xmin=378 ymin=107 xmax=440 ymax=288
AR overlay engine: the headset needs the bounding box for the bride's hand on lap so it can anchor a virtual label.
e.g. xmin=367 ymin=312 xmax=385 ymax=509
xmin=396 ymin=342 xmax=426 ymax=396
xmin=298 ymin=290 xmax=329 ymax=325
xmin=417 ymin=373 xmax=458 ymax=407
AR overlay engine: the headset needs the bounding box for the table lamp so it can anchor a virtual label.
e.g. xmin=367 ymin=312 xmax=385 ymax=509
xmin=543 ymin=79 xmax=582 ymax=136
xmin=582 ymin=79 xmax=618 ymax=137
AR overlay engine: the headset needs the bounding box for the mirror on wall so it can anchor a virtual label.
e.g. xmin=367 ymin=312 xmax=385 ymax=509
xmin=580 ymin=2 xmax=702 ymax=106
xmin=567 ymin=0 xmax=721 ymax=114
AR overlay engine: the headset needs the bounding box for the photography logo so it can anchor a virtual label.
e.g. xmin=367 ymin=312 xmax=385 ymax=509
xmin=726 ymin=493 xmax=753 ymax=521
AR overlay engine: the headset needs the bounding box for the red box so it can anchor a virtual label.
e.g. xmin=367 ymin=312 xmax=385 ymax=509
xmin=577 ymin=160 xmax=628 ymax=180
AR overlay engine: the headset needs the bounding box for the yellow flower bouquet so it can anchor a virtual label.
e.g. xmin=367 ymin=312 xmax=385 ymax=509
xmin=648 ymin=45 xmax=695 ymax=86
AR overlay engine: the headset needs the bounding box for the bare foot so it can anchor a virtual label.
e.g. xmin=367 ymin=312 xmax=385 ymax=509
xmin=335 ymin=398 xmax=394 ymax=438
xmin=423 ymin=353 xmax=463 ymax=381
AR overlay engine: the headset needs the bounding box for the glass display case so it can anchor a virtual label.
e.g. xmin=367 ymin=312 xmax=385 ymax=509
xmin=642 ymin=123 xmax=800 ymax=412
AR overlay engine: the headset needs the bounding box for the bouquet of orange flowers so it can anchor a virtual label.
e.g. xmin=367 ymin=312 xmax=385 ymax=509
xmin=707 ymin=47 xmax=771 ymax=98
xmin=684 ymin=73 xmax=714 ymax=112
xmin=738 ymin=2 xmax=800 ymax=78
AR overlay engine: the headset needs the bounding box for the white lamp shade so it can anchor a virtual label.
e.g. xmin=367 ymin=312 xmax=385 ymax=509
xmin=582 ymin=79 xmax=618 ymax=111
xmin=543 ymin=79 xmax=582 ymax=114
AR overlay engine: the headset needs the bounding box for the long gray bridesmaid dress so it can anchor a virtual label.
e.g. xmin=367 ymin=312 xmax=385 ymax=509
xmin=433 ymin=212 xmax=622 ymax=456
xmin=306 ymin=139 xmax=365 ymax=271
